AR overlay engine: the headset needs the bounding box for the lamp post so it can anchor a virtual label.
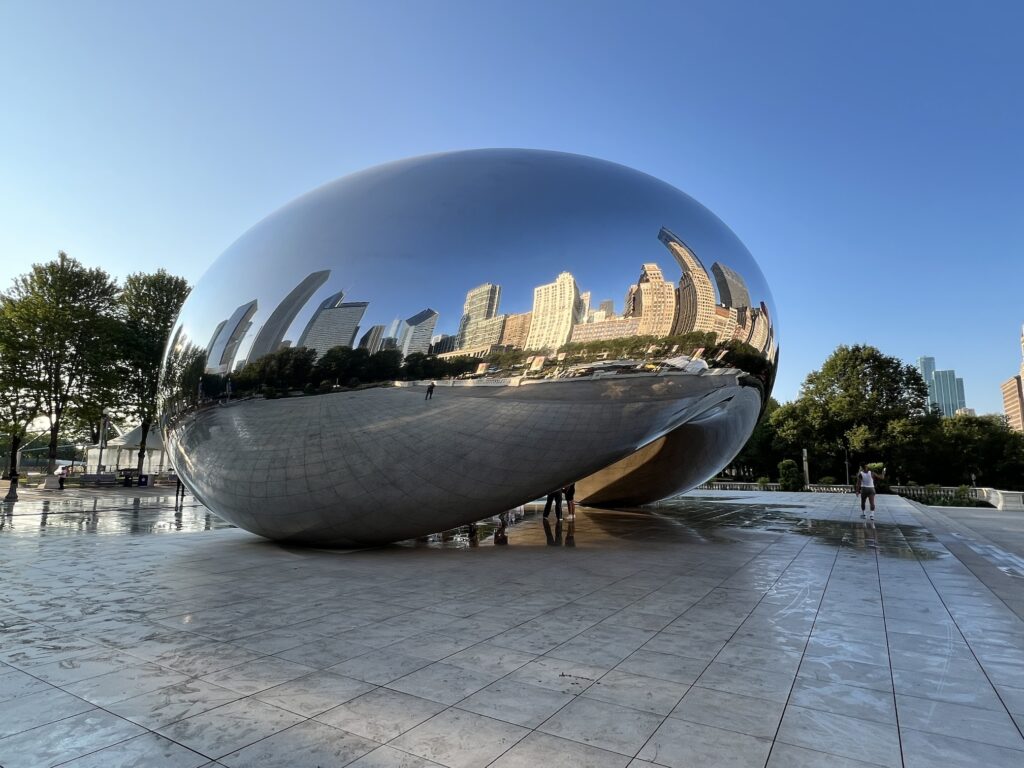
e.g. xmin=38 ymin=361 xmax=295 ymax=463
xmin=96 ymin=408 xmax=111 ymax=477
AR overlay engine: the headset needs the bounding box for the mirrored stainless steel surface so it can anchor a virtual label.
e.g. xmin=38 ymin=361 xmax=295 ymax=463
xmin=159 ymin=149 xmax=778 ymax=545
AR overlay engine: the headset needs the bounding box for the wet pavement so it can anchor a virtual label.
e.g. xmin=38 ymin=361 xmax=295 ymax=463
xmin=1 ymin=488 xmax=1023 ymax=767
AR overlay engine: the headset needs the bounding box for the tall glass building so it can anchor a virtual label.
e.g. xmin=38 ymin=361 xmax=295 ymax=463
xmin=917 ymin=356 xmax=966 ymax=417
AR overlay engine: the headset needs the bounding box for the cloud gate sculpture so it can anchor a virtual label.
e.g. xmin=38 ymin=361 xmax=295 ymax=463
xmin=160 ymin=149 xmax=778 ymax=545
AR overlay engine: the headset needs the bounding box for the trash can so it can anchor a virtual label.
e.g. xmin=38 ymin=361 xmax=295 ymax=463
xmin=138 ymin=474 xmax=149 ymax=487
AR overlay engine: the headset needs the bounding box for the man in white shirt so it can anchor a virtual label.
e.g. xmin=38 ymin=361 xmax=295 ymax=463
xmin=854 ymin=463 xmax=884 ymax=520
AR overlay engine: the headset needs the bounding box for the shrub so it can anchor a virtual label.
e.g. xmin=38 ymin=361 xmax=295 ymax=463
xmin=318 ymin=379 xmax=333 ymax=395
xmin=756 ymin=476 xmax=771 ymax=489
xmin=817 ymin=476 xmax=837 ymax=485
xmin=778 ymin=459 xmax=804 ymax=491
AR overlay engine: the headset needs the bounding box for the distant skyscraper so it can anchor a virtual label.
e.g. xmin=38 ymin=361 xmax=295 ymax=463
xmin=569 ymin=317 xmax=641 ymax=344
xmin=524 ymin=272 xmax=584 ymax=351
xmin=711 ymin=263 xmax=751 ymax=309
xmin=599 ymin=299 xmax=615 ymax=316
xmin=430 ymin=334 xmax=457 ymax=355
xmin=917 ymin=356 xmax=967 ymax=416
xmin=623 ymin=263 xmax=677 ymax=337
xmin=206 ymin=300 xmax=258 ymax=374
xmin=917 ymin=356 xmax=937 ymax=404
xmin=1001 ymin=324 xmax=1024 ymax=432
xmin=358 ymin=324 xmax=386 ymax=354
xmin=296 ymin=291 xmax=368 ymax=359
xmin=659 ymin=228 xmax=716 ymax=337
xmin=399 ymin=308 xmax=439 ymax=357
xmin=246 ymin=270 xmax=330 ymax=363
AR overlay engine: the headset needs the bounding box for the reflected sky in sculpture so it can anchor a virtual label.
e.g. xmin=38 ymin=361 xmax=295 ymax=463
xmin=160 ymin=149 xmax=778 ymax=545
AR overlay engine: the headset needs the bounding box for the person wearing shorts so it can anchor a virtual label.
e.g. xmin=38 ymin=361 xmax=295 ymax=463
xmin=855 ymin=464 xmax=883 ymax=520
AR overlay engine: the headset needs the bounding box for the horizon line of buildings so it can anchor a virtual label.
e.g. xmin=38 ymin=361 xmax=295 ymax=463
xmin=200 ymin=225 xmax=775 ymax=376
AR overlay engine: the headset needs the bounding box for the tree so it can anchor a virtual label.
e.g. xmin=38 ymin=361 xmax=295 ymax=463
xmin=778 ymin=458 xmax=804 ymax=491
xmin=3 ymin=253 xmax=121 ymax=472
xmin=120 ymin=270 xmax=190 ymax=474
xmin=774 ymin=345 xmax=929 ymax=481
xmin=0 ymin=304 xmax=43 ymax=498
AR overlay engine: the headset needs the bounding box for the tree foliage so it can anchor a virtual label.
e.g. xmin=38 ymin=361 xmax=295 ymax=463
xmin=120 ymin=270 xmax=190 ymax=472
xmin=3 ymin=253 xmax=121 ymax=471
xmin=730 ymin=344 xmax=1024 ymax=490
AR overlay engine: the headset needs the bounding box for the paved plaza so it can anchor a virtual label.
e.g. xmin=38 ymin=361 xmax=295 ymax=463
xmin=1 ymin=488 xmax=1023 ymax=767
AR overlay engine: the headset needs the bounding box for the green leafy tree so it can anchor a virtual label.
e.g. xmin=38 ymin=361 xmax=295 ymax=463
xmin=120 ymin=270 xmax=190 ymax=474
xmin=0 ymin=304 xmax=44 ymax=496
xmin=3 ymin=253 xmax=121 ymax=472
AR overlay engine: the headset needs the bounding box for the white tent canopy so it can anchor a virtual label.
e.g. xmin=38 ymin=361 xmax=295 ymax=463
xmin=83 ymin=424 xmax=168 ymax=474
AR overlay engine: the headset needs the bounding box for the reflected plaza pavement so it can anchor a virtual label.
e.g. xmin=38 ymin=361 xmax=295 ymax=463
xmin=1 ymin=489 xmax=1023 ymax=767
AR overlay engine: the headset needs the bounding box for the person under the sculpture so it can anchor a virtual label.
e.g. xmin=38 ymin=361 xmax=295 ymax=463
xmin=563 ymin=482 xmax=576 ymax=519
xmin=543 ymin=488 xmax=563 ymax=521
xmin=854 ymin=463 xmax=884 ymax=520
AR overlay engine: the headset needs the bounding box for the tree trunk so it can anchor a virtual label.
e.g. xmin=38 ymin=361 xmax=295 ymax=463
xmin=4 ymin=433 xmax=21 ymax=501
xmin=136 ymin=419 xmax=150 ymax=475
xmin=47 ymin=421 xmax=60 ymax=474
xmin=7 ymin=433 xmax=20 ymax=477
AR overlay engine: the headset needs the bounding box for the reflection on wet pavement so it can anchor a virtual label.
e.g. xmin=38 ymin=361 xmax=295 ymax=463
xmin=2 ymin=489 xmax=1024 ymax=768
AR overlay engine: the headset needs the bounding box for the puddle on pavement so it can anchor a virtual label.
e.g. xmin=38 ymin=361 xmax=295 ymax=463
xmin=0 ymin=497 xmax=235 ymax=536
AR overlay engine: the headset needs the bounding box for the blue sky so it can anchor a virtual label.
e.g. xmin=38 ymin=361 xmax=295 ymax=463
xmin=2 ymin=1 xmax=1021 ymax=412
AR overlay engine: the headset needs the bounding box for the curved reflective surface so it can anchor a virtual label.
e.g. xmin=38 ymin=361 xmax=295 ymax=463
xmin=159 ymin=149 xmax=778 ymax=545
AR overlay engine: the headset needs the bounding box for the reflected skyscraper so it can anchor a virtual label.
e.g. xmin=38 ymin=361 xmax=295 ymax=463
xmin=399 ymin=309 xmax=439 ymax=357
xmin=457 ymin=283 xmax=504 ymax=351
xmin=659 ymin=228 xmax=717 ymax=337
xmin=525 ymin=271 xmax=584 ymax=351
xmin=296 ymin=291 xmax=368 ymax=359
xmin=205 ymin=300 xmax=258 ymax=374
xmin=246 ymin=270 xmax=330 ymax=363
xmin=358 ymin=324 xmax=386 ymax=354
xmin=623 ymin=263 xmax=677 ymax=337
xmin=711 ymin=263 xmax=751 ymax=309
xmin=500 ymin=311 xmax=532 ymax=349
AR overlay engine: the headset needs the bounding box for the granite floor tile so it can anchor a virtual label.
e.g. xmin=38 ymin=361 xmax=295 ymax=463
xmin=895 ymin=694 xmax=1024 ymax=750
xmin=274 ymin=636 xmax=374 ymax=667
xmin=669 ymin=685 xmax=785 ymax=739
xmin=443 ymin=642 xmax=536 ymax=676
xmin=789 ymin=676 xmax=897 ymax=724
xmin=316 ymin=687 xmax=446 ymax=741
xmin=253 ymin=671 xmax=376 ymax=716
xmin=0 ymin=709 xmax=144 ymax=768
xmin=615 ymin=649 xmax=708 ymax=685
xmin=696 ymin=661 xmax=795 ymax=703
xmin=505 ymin=656 xmax=607 ymax=694
xmin=199 ymin=656 xmax=314 ymax=694
xmin=891 ymin=666 xmax=1005 ymax=710
xmin=538 ymin=696 xmax=663 ymax=756
xmin=219 ymin=719 xmax=378 ymax=768
xmin=490 ymin=731 xmax=629 ymax=767
xmin=386 ymin=661 xmax=498 ymax=705
xmin=766 ymin=742 xmax=891 ymax=767
xmin=456 ymin=679 xmax=573 ymax=727
xmin=390 ymin=708 xmax=529 ymax=768
xmin=0 ymin=666 xmax=52 ymax=702
xmin=637 ymin=717 xmax=773 ymax=768
xmin=346 ymin=745 xmax=446 ymax=767
xmin=776 ymin=705 xmax=901 ymax=768
xmin=156 ymin=698 xmax=305 ymax=759
xmin=0 ymin=686 xmax=94 ymax=738
xmin=583 ymin=669 xmax=689 ymax=715
xmin=327 ymin=648 xmax=432 ymax=684
xmin=797 ymin=656 xmax=894 ymax=693
xmin=56 ymin=731 xmax=209 ymax=768
xmin=900 ymin=727 xmax=1024 ymax=768
xmin=105 ymin=679 xmax=242 ymax=730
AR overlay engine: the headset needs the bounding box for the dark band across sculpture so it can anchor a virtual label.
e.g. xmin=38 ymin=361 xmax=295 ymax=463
xmin=159 ymin=149 xmax=778 ymax=545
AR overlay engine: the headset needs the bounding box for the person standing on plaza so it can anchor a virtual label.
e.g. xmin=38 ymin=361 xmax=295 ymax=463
xmin=563 ymin=482 xmax=576 ymax=519
xmin=543 ymin=487 xmax=563 ymax=521
xmin=854 ymin=463 xmax=884 ymax=520
xmin=425 ymin=381 xmax=436 ymax=400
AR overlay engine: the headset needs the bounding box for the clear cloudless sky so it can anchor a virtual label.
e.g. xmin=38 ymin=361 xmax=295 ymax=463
xmin=1 ymin=0 xmax=1022 ymax=412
